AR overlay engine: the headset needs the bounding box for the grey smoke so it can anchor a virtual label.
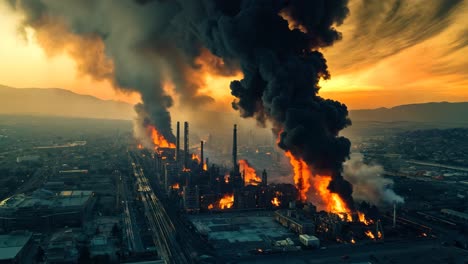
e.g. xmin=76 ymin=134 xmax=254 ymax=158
xmin=343 ymin=153 xmax=404 ymax=205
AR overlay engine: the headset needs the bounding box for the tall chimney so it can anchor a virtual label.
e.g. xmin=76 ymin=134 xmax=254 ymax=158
xmin=262 ymin=169 xmax=268 ymax=186
xmin=200 ymin=140 xmax=204 ymax=169
xmin=393 ymin=202 xmax=397 ymax=228
xmin=184 ymin=121 xmax=189 ymax=169
xmin=232 ymin=124 xmax=237 ymax=171
xmin=176 ymin=121 xmax=180 ymax=162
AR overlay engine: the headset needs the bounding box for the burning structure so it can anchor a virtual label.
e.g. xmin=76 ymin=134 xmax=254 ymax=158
xmin=10 ymin=0 xmax=404 ymax=220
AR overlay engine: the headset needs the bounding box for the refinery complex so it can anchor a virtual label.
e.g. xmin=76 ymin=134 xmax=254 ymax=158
xmin=126 ymin=122 xmax=459 ymax=263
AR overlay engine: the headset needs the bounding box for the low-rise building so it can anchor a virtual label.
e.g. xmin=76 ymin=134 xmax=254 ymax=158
xmin=0 ymin=231 xmax=33 ymax=263
xmin=0 ymin=190 xmax=94 ymax=231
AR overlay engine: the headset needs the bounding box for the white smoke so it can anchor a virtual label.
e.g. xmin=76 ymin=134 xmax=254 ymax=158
xmin=343 ymin=153 xmax=404 ymax=205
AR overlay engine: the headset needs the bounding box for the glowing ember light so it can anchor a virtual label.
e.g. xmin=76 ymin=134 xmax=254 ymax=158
xmin=137 ymin=144 xmax=143 ymax=149
xmin=219 ymin=194 xmax=234 ymax=209
xmin=182 ymin=168 xmax=191 ymax=172
xmin=377 ymin=231 xmax=383 ymax=239
xmin=203 ymin=162 xmax=208 ymax=171
xmin=147 ymin=125 xmax=175 ymax=149
xmin=364 ymin=230 xmax=375 ymax=240
xmin=224 ymin=175 xmax=230 ymax=184
xmin=271 ymin=197 xmax=281 ymax=207
xmin=172 ymin=183 xmax=180 ymax=190
xmin=239 ymin=159 xmax=261 ymax=186
xmin=208 ymin=204 xmax=214 ymax=210
xmin=358 ymin=212 xmax=373 ymax=225
xmin=350 ymin=238 xmax=356 ymax=244
xmin=191 ymin=153 xmax=200 ymax=161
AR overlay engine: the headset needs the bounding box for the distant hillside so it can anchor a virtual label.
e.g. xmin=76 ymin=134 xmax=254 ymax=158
xmin=350 ymin=102 xmax=468 ymax=124
xmin=0 ymin=85 xmax=135 ymax=120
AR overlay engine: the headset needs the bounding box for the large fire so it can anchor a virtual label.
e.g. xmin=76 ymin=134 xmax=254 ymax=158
xmin=285 ymin=151 xmax=311 ymax=201
xmin=219 ymin=194 xmax=234 ymax=209
xmin=285 ymin=150 xmax=352 ymax=221
xmin=239 ymin=159 xmax=261 ymax=186
xmin=148 ymin=126 xmax=175 ymax=149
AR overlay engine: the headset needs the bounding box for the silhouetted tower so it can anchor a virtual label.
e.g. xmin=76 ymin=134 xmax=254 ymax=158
xmin=176 ymin=121 xmax=180 ymax=162
xmin=184 ymin=121 xmax=189 ymax=169
xmin=232 ymin=124 xmax=238 ymax=171
xmin=262 ymin=169 xmax=268 ymax=186
xmin=200 ymin=140 xmax=204 ymax=169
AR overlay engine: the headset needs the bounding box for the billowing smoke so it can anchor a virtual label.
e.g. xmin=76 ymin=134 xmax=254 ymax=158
xmin=7 ymin=0 xmax=236 ymax=144
xmin=189 ymin=0 xmax=355 ymax=209
xmin=10 ymin=0 xmax=357 ymax=208
xmin=343 ymin=154 xmax=404 ymax=205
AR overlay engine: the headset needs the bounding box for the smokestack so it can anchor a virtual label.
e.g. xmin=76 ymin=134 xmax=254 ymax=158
xmin=262 ymin=169 xmax=268 ymax=186
xmin=184 ymin=121 xmax=189 ymax=169
xmin=200 ymin=140 xmax=204 ymax=169
xmin=176 ymin=121 xmax=180 ymax=162
xmin=232 ymin=124 xmax=237 ymax=171
xmin=393 ymin=202 xmax=397 ymax=228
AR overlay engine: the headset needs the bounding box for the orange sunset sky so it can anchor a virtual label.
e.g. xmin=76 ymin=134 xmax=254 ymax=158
xmin=0 ymin=1 xmax=467 ymax=110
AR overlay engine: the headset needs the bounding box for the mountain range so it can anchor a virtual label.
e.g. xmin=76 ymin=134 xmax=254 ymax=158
xmin=1 ymin=85 xmax=467 ymax=124
xmin=0 ymin=85 xmax=134 ymax=120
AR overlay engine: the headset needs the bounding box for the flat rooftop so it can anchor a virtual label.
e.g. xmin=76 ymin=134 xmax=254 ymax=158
xmin=0 ymin=231 xmax=32 ymax=260
xmin=189 ymin=212 xmax=294 ymax=257
xmin=0 ymin=190 xmax=93 ymax=212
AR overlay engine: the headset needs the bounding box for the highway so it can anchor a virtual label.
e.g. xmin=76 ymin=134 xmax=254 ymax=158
xmin=129 ymin=151 xmax=192 ymax=264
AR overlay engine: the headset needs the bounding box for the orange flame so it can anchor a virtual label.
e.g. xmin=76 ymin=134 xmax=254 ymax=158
xmin=285 ymin=150 xmax=352 ymax=220
xmin=203 ymin=162 xmax=208 ymax=171
xmin=219 ymin=194 xmax=234 ymax=209
xmin=148 ymin=125 xmax=175 ymax=149
xmin=208 ymin=204 xmax=214 ymax=210
xmin=271 ymin=197 xmax=281 ymax=207
xmin=137 ymin=144 xmax=143 ymax=149
xmin=191 ymin=153 xmax=200 ymax=161
xmin=285 ymin=151 xmax=311 ymax=201
xmin=358 ymin=212 xmax=373 ymax=225
xmin=172 ymin=183 xmax=180 ymax=190
xmin=364 ymin=230 xmax=375 ymax=240
xmin=239 ymin=159 xmax=261 ymax=186
xmin=224 ymin=174 xmax=230 ymax=184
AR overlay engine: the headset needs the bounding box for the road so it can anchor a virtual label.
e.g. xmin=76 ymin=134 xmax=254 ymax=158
xmin=129 ymin=151 xmax=192 ymax=264
xmin=234 ymin=238 xmax=468 ymax=264
xmin=406 ymin=160 xmax=468 ymax=172
xmin=120 ymin=170 xmax=145 ymax=253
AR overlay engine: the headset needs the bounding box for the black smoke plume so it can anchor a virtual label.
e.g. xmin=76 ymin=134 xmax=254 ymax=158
xmin=187 ymin=0 xmax=354 ymax=209
xmin=10 ymin=0 xmax=355 ymax=209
